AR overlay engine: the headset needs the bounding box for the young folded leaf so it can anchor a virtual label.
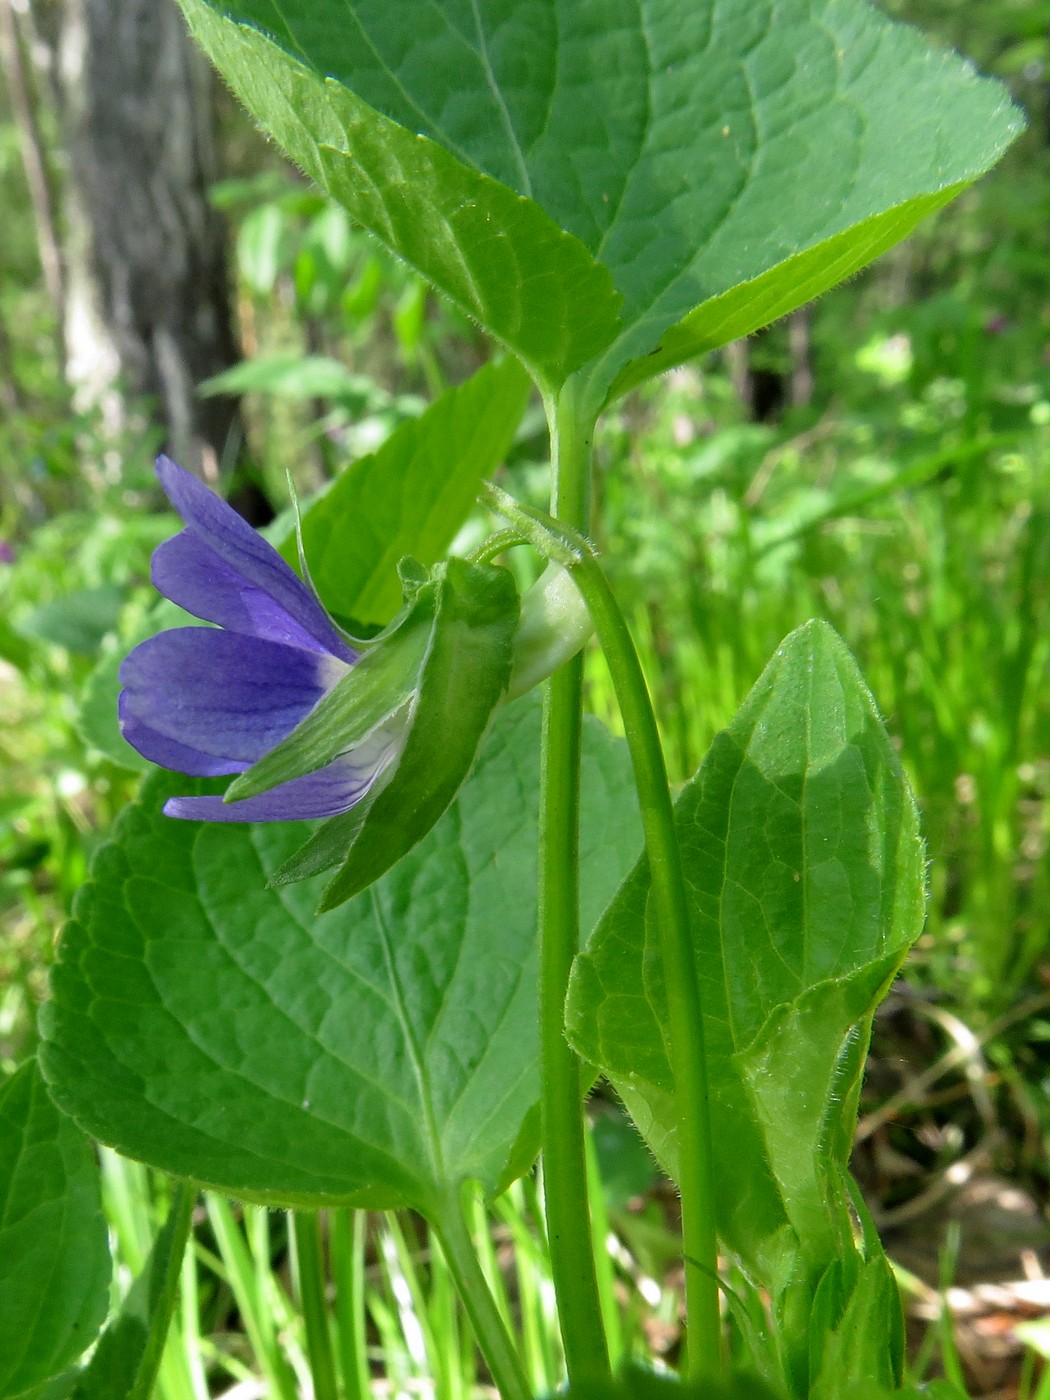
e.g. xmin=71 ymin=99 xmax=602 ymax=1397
xmin=566 ymin=619 xmax=924 ymax=1323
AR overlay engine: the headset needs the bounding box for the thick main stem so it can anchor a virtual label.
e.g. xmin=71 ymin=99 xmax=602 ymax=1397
xmin=569 ymin=553 xmax=722 ymax=1380
xmin=538 ymin=380 xmax=613 ymax=1387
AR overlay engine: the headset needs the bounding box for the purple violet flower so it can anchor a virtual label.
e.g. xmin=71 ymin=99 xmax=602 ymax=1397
xmin=119 ymin=456 xmax=403 ymax=822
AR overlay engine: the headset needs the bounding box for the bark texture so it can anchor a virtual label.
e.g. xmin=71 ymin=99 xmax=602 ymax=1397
xmin=59 ymin=0 xmax=242 ymax=478
xmin=0 ymin=0 xmax=65 ymax=327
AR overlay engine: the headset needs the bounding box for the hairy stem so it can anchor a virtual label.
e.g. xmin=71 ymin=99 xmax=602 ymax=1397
xmin=538 ymin=378 xmax=613 ymax=1387
xmin=568 ymin=551 xmax=722 ymax=1380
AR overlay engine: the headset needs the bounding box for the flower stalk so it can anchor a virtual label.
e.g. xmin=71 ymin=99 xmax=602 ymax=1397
xmin=485 ymin=476 xmax=723 ymax=1380
xmin=536 ymin=379 xmax=614 ymax=1388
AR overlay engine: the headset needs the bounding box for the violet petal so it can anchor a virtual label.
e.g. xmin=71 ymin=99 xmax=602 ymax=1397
xmin=120 ymin=628 xmax=349 ymax=767
xmin=152 ymin=530 xmax=347 ymax=655
xmin=155 ymin=456 xmax=355 ymax=662
xmin=162 ymin=749 xmax=391 ymax=823
xmin=118 ymin=696 xmax=248 ymax=777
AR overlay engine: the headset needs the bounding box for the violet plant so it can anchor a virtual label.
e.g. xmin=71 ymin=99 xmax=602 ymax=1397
xmin=2 ymin=2 xmax=1026 ymax=1397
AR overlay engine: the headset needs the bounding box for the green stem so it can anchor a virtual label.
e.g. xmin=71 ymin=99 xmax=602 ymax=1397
xmin=567 ymin=551 xmax=722 ymax=1381
xmin=538 ymin=379 xmax=614 ymax=1388
xmin=432 ymin=1193 xmax=532 ymax=1400
xmin=290 ymin=1210 xmax=340 ymax=1400
xmin=469 ymin=527 xmax=526 ymax=564
xmin=480 ymin=481 xmax=722 ymax=1378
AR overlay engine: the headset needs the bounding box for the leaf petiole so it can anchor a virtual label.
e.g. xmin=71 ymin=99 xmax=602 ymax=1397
xmin=431 ymin=1191 xmax=532 ymax=1400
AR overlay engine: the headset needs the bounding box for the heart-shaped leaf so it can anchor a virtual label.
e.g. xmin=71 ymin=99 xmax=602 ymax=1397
xmin=0 ymin=1060 xmax=110 ymax=1398
xmin=566 ymin=621 xmax=925 ymax=1278
xmin=806 ymin=1252 xmax=904 ymax=1400
xmin=41 ymin=702 xmax=640 ymax=1215
xmin=177 ymin=0 xmax=1020 ymax=400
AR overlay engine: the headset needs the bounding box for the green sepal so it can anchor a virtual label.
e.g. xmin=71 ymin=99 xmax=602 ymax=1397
xmin=265 ymin=802 xmax=372 ymax=889
xmin=271 ymin=558 xmax=520 ymax=908
xmin=397 ymin=555 xmax=431 ymax=597
xmin=224 ymin=588 xmax=435 ymax=804
xmin=506 ymin=565 xmax=593 ymax=703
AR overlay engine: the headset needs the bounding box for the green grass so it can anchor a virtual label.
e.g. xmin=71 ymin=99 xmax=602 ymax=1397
xmin=84 ymin=1100 xmax=1050 ymax=1399
xmin=87 ymin=1128 xmax=675 ymax=1400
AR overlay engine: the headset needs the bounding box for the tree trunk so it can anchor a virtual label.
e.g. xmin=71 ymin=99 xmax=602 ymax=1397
xmin=58 ymin=0 xmax=244 ymax=483
xmin=0 ymin=0 xmax=65 ymax=331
